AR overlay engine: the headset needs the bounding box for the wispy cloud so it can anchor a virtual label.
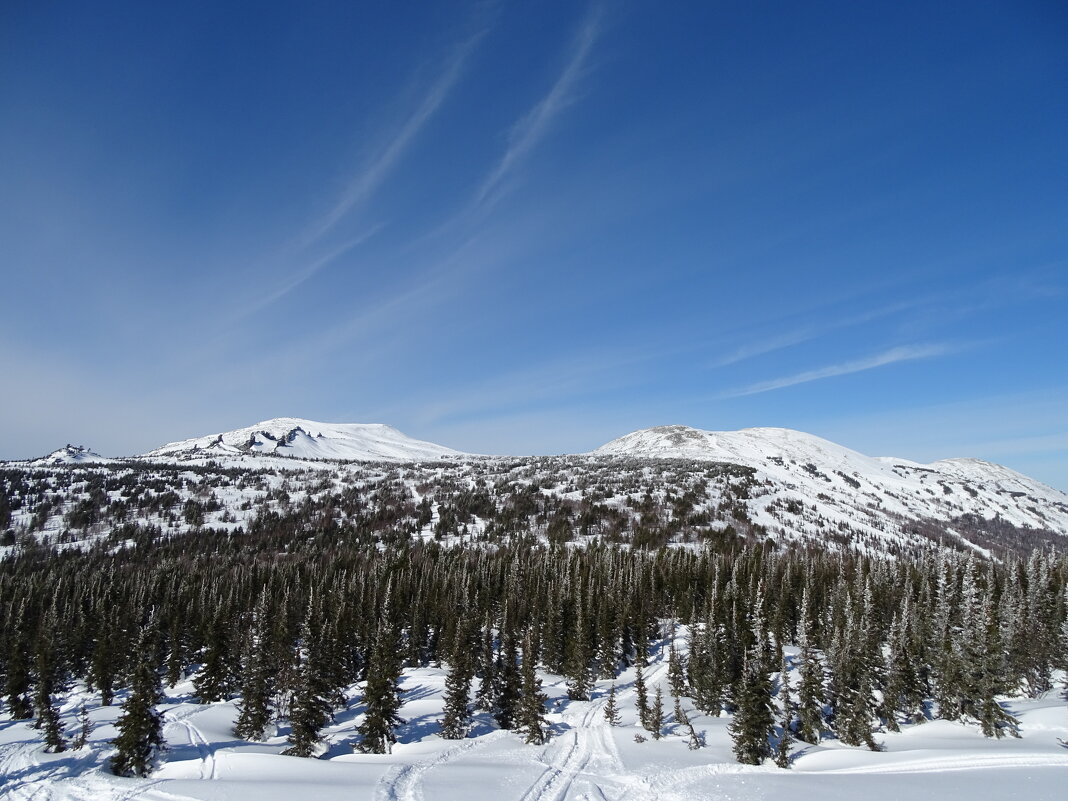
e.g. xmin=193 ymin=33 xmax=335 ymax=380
xmin=708 ymin=298 xmax=941 ymax=369
xmin=472 ymin=6 xmax=601 ymax=210
xmin=411 ymin=344 xmax=646 ymax=427
xmin=719 ymin=343 xmax=954 ymax=398
xmin=300 ymin=25 xmax=489 ymax=245
xmin=243 ymin=226 xmax=382 ymax=316
xmin=710 ymin=328 xmax=818 ymax=368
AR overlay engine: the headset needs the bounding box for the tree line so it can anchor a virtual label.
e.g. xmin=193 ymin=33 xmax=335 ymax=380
xmin=2 ymin=522 xmax=1066 ymax=775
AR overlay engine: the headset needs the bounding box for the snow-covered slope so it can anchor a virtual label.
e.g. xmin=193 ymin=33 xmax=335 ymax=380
xmin=146 ymin=418 xmax=464 ymax=462
xmin=594 ymin=425 xmax=1068 ymax=541
xmin=4 ymin=422 xmax=1065 ymax=556
xmin=595 ymin=425 xmax=898 ymax=477
xmin=31 ymin=445 xmax=112 ymax=465
xmin=5 ymin=627 xmax=1066 ymax=801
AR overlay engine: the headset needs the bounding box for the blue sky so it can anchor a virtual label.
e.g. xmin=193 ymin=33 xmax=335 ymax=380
xmin=2 ymin=1 xmax=1067 ymax=488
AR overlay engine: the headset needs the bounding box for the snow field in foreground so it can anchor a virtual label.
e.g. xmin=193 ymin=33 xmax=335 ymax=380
xmin=3 ymin=635 xmax=1067 ymax=801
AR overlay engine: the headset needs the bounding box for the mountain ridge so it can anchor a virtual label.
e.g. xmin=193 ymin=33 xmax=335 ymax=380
xmin=3 ymin=418 xmax=1066 ymax=556
xmin=144 ymin=417 xmax=466 ymax=462
xmin=594 ymin=424 xmax=1067 ymax=501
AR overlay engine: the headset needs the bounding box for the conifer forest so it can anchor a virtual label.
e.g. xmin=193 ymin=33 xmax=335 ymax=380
xmin=2 ymin=455 xmax=1067 ymax=800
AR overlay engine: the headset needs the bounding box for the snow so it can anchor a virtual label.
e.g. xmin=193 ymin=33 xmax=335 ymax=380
xmin=29 ymin=445 xmax=113 ymax=466
xmin=4 ymin=422 xmax=1067 ymax=558
xmin=593 ymin=425 xmax=1068 ymax=539
xmin=145 ymin=418 xmax=466 ymax=462
xmin=4 ymin=632 xmax=1067 ymax=801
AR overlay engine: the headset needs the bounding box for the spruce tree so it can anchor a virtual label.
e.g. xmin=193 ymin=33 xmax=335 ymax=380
xmin=439 ymin=617 xmax=475 ymax=740
xmin=493 ymin=626 xmax=521 ymax=730
xmin=5 ymin=610 xmax=33 ymax=719
xmin=603 ymin=683 xmax=621 ymax=726
xmin=474 ymin=617 xmax=497 ymax=713
xmin=634 ymin=660 xmax=649 ymax=729
xmin=564 ymin=596 xmax=593 ymax=701
xmin=284 ymin=608 xmax=332 ymax=757
xmin=689 ymin=618 xmax=726 ymax=716
xmin=931 ymin=559 xmax=965 ymax=721
xmin=964 ymin=583 xmax=1018 ymax=738
xmin=164 ymin=613 xmax=189 ymax=688
xmin=595 ymin=599 xmax=621 ymax=680
xmin=39 ymin=697 xmax=66 ymax=753
xmin=646 ymin=685 xmax=665 ymax=740
xmin=517 ymin=632 xmax=550 ymax=745
xmin=72 ymin=704 xmax=92 ymax=750
xmin=234 ymin=593 xmax=275 ymax=741
xmin=729 ymin=644 xmax=774 ymax=765
xmin=33 ymin=618 xmax=65 ymax=747
xmin=89 ymin=612 xmax=116 ymax=707
xmin=667 ymin=629 xmax=688 ymax=699
xmin=795 ymin=601 xmax=826 ymax=744
xmin=355 ymin=598 xmax=404 ymax=754
xmin=284 ymin=665 xmax=330 ymax=757
xmin=774 ymin=655 xmax=793 ymax=768
xmin=882 ymin=603 xmax=925 ymax=730
xmin=110 ymin=621 xmax=166 ymax=777
xmin=833 ymin=605 xmax=880 ymax=750
xmin=193 ymin=609 xmax=234 ymax=704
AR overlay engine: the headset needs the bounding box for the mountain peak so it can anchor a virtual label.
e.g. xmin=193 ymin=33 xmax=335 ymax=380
xmin=32 ymin=445 xmax=110 ymax=465
xmin=145 ymin=418 xmax=464 ymax=462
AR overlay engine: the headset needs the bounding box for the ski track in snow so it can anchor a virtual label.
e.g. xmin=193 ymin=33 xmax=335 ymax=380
xmin=376 ymin=642 xmax=679 ymax=801
xmin=5 ymin=637 xmax=1066 ymax=801
xmin=516 ymin=716 xmax=591 ymax=801
xmin=813 ymin=752 xmax=1068 ymax=774
xmin=514 ymin=639 xmax=677 ymax=801
xmin=374 ymin=730 xmax=510 ymax=801
xmin=175 ymin=719 xmax=217 ymax=781
xmin=0 ymin=705 xmax=220 ymax=801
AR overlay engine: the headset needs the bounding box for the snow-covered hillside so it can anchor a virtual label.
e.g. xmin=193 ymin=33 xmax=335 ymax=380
xmin=30 ymin=445 xmax=112 ymax=466
xmin=593 ymin=425 xmax=1068 ymax=543
xmin=3 ymin=421 xmax=1066 ymax=557
xmin=145 ymin=418 xmax=465 ymax=462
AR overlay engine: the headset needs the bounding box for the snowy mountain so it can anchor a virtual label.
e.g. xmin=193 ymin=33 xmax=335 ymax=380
xmin=593 ymin=425 xmax=1068 ymax=545
xmin=145 ymin=417 xmax=465 ymax=462
xmin=30 ymin=444 xmax=112 ymax=465
xmin=3 ymin=420 xmax=1066 ymax=557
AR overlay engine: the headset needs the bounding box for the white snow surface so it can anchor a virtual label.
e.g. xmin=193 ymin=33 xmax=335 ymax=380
xmin=145 ymin=418 xmax=465 ymax=462
xmin=594 ymin=426 xmax=1054 ymax=496
xmin=3 ymin=630 xmax=1066 ymax=801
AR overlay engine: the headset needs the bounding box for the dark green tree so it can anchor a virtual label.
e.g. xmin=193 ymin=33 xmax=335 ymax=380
xmin=774 ymin=655 xmax=793 ymax=768
xmin=634 ymin=660 xmax=650 ymax=729
xmin=564 ymin=597 xmax=594 ymax=701
xmin=355 ymin=596 xmax=405 ymax=754
xmin=72 ymin=704 xmax=92 ymax=750
xmin=729 ymin=644 xmax=774 ymax=765
xmin=493 ymin=625 xmax=521 ymax=730
xmin=193 ymin=609 xmax=234 ymax=704
xmin=794 ymin=598 xmax=826 ymax=744
xmin=603 ymin=683 xmax=621 ymax=726
xmin=439 ymin=616 xmax=475 ymax=739
xmin=234 ymin=593 xmax=275 ymax=741
xmin=110 ymin=621 xmax=166 ymax=777
xmin=5 ymin=606 xmax=34 ymax=719
xmin=517 ymin=632 xmax=550 ymax=745
xmin=646 ymin=685 xmax=665 ymax=740
xmin=283 ymin=608 xmax=332 ymax=757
